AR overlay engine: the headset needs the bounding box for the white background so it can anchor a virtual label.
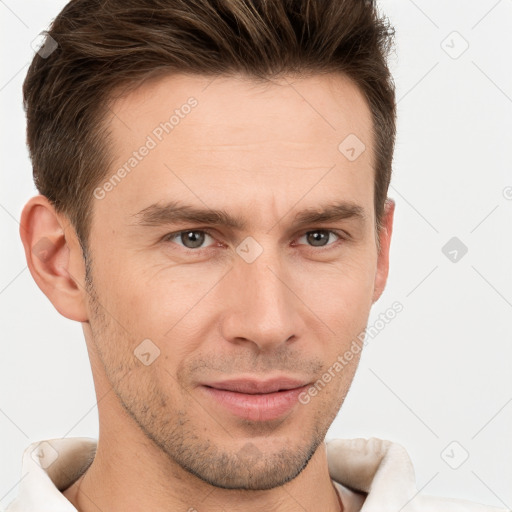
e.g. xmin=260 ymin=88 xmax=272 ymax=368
xmin=1 ymin=0 xmax=511 ymax=509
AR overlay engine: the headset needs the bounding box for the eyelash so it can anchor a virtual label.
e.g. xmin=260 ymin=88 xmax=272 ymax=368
xmin=162 ymin=228 xmax=346 ymax=252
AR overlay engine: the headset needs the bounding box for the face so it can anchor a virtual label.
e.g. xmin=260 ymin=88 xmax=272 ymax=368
xmin=84 ymin=72 xmax=389 ymax=490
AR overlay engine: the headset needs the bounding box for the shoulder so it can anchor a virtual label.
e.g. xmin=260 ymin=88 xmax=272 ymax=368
xmin=326 ymin=437 xmax=508 ymax=512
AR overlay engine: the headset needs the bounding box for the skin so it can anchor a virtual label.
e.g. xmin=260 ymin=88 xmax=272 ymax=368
xmin=20 ymin=72 xmax=394 ymax=512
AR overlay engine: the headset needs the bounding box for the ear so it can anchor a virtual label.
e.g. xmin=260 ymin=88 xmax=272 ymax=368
xmin=372 ymin=198 xmax=395 ymax=303
xmin=19 ymin=195 xmax=89 ymax=322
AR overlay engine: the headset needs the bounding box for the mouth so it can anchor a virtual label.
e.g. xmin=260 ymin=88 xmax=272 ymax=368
xmin=199 ymin=377 xmax=310 ymax=422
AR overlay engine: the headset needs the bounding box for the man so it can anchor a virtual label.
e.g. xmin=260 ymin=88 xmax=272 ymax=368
xmin=7 ymin=0 xmax=506 ymax=510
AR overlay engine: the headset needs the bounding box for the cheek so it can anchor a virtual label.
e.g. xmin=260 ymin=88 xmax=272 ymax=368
xmin=298 ymin=258 xmax=375 ymax=324
xmin=97 ymin=261 xmax=177 ymax=332
xmin=302 ymin=263 xmax=374 ymax=381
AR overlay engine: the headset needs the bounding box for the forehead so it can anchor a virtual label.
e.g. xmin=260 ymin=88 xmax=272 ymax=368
xmin=94 ymin=72 xmax=374 ymax=231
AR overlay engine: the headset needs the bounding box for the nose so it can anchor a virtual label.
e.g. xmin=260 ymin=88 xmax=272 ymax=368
xmin=218 ymin=245 xmax=305 ymax=352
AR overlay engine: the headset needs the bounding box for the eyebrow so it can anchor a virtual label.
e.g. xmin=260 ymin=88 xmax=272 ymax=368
xmin=130 ymin=200 xmax=367 ymax=231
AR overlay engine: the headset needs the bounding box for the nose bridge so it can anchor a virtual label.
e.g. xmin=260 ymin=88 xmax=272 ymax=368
xmin=220 ymin=240 xmax=301 ymax=349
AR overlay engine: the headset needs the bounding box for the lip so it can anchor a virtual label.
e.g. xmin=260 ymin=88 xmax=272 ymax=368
xmin=199 ymin=377 xmax=310 ymax=422
xmin=202 ymin=377 xmax=309 ymax=394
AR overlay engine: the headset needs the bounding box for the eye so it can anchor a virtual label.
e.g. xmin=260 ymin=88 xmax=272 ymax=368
xmin=162 ymin=228 xmax=345 ymax=252
xmin=163 ymin=229 xmax=216 ymax=250
xmin=296 ymin=229 xmax=342 ymax=248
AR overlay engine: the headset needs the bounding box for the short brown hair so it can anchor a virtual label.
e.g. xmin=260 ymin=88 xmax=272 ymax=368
xmin=23 ymin=0 xmax=396 ymax=260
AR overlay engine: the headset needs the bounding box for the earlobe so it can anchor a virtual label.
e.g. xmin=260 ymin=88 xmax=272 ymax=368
xmin=372 ymin=198 xmax=395 ymax=303
xmin=19 ymin=195 xmax=89 ymax=323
